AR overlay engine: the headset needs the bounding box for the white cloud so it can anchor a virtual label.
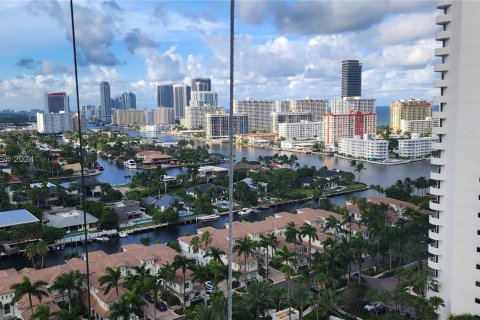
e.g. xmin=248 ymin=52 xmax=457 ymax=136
xmin=377 ymin=12 xmax=438 ymax=45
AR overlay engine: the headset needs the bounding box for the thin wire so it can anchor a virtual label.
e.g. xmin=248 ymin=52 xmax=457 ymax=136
xmin=69 ymin=0 xmax=91 ymax=316
xmin=227 ymin=0 xmax=235 ymax=319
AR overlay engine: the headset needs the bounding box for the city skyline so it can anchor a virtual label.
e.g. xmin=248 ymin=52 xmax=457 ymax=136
xmin=0 ymin=1 xmax=438 ymax=110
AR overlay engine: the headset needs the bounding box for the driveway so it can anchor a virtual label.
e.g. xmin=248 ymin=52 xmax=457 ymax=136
xmin=268 ymin=267 xmax=286 ymax=283
xmin=144 ymin=301 xmax=181 ymax=320
xmin=362 ymin=275 xmax=399 ymax=291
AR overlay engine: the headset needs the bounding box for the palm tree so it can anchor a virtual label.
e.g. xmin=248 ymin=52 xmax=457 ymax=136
xmin=124 ymin=263 xmax=150 ymax=320
xmin=243 ymin=281 xmax=274 ymax=320
xmin=258 ymin=233 xmax=277 ymax=281
xmin=36 ymin=241 xmax=48 ymax=269
xmin=203 ymin=246 xmax=225 ymax=265
xmin=340 ymin=209 xmax=357 ymax=240
xmin=285 ymin=222 xmax=299 ymax=248
xmin=354 ymin=163 xmax=366 ymax=183
xmin=110 ymin=297 xmax=132 ymax=320
xmin=173 ymin=255 xmax=193 ymax=312
xmin=54 ymin=308 xmax=81 ymax=320
xmin=190 ymin=235 xmax=202 ymax=264
xmin=158 ymin=262 xmax=176 ymax=292
xmin=31 ymin=305 xmax=51 ymax=320
xmin=315 ymin=288 xmax=340 ymax=320
xmin=281 ymin=264 xmax=295 ymax=320
xmin=299 ymin=223 xmax=319 ymax=268
xmin=98 ymin=266 xmax=122 ymax=297
xmin=291 ymin=278 xmax=312 ymax=320
xmin=352 ymin=234 xmax=368 ymax=284
xmin=233 ymin=236 xmax=257 ymax=282
xmin=275 ymin=245 xmax=297 ymax=320
xmin=24 ymin=242 xmax=37 ymax=268
xmin=200 ymin=231 xmax=213 ymax=252
xmin=11 ymin=276 xmax=48 ymax=315
xmin=50 ymin=270 xmax=78 ymax=311
xmin=324 ymin=216 xmax=342 ymax=240
xmin=191 ymin=264 xmax=211 ymax=306
xmin=145 ymin=273 xmax=161 ymax=320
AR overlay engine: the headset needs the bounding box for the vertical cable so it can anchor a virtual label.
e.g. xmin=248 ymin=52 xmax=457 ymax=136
xmin=227 ymin=0 xmax=235 ymax=319
xmin=69 ymin=0 xmax=91 ymax=316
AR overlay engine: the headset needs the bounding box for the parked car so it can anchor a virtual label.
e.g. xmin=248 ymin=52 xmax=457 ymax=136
xmin=155 ymin=301 xmax=167 ymax=312
xmin=374 ymin=303 xmax=387 ymax=314
xmin=144 ymin=294 xmax=154 ymax=303
xmin=364 ymin=303 xmax=376 ymax=312
xmin=358 ymin=299 xmax=370 ymax=308
xmin=206 ymin=288 xmax=214 ymax=295
xmin=310 ymin=284 xmax=320 ymax=294
xmin=205 ymin=281 xmax=214 ymax=290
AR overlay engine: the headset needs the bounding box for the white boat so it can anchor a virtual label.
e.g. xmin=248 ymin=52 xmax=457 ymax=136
xmin=197 ymin=214 xmax=220 ymax=222
xmin=125 ymin=159 xmax=137 ymax=169
xmin=119 ymin=231 xmax=128 ymax=238
xmin=95 ymin=237 xmax=109 ymax=242
xmin=238 ymin=208 xmax=253 ymax=216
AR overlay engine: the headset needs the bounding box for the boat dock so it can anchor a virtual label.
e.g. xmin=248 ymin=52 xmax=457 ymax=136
xmin=55 ymin=229 xmax=118 ymax=245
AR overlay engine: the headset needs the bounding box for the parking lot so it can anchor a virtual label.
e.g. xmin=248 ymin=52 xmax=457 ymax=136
xmin=144 ymin=301 xmax=180 ymax=320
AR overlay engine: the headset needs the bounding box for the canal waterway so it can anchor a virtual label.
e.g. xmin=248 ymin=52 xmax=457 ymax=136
xmin=0 ymin=123 xmax=432 ymax=270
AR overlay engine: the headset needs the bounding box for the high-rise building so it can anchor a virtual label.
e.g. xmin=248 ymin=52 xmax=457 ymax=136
xmin=390 ymin=99 xmax=432 ymax=132
xmin=111 ymin=109 xmax=150 ymax=126
xmin=99 ymin=82 xmax=111 ymax=123
xmin=189 ymin=91 xmax=218 ymax=107
xmin=184 ymin=106 xmax=224 ymax=129
xmin=428 ymin=1 xmax=480 ymax=317
xmin=205 ymin=113 xmax=249 ymax=139
xmin=398 ymin=133 xmax=434 ymax=158
xmin=191 ymin=77 xmax=212 ymax=92
xmin=271 ymin=112 xmax=312 ymax=133
xmin=122 ymin=92 xmax=136 ymax=109
xmin=233 ymin=99 xmax=276 ymax=132
xmin=342 ymin=60 xmax=362 ymax=98
xmin=289 ymin=98 xmax=329 ymax=122
xmin=331 ymin=97 xmax=376 ymax=115
xmin=323 ymin=112 xmax=376 ymax=145
xmin=173 ymin=84 xmax=191 ymax=119
xmin=44 ymin=92 xmax=69 ymax=113
xmin=153 ymin=107 xmax=175 ymax=125
xmin=157 ymin=85 xmax=174 ymax=108
xmin=71 ymin=112 xmax=86 ymax=132
xmin=37 ymin=112 xmax=72 ymax=133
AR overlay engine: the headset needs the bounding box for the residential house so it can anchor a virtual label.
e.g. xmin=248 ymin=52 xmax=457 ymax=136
xmin=135 ymin=150 xmax=177 ymax=167
xmin=110 ymin=200 xmax=144 ymax=224
xmin=44 ymin=210 xmax=98 ymax=233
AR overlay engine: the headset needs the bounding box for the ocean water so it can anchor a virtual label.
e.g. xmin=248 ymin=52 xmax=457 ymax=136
xmin=376 ymin=106 xmax=389 ymax=126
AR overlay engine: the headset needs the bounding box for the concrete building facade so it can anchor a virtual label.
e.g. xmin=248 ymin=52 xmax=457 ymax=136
xmin=277 ymin=121 xmax=323 ymax=141
xmin=323 ymin=112 xmax=376 ymax=145
xmin=37 ymin=112 xmax=72 ymax=133
xmin=205 ymin=113 xmax=249 ymax=139
xmin=331 ymin=97 xmax=376 ymax=114
xmin=271 ymin=112 xmax=312 ymax=133
xmin=400 ymin=117 xmax=440 ymax=135
xmin=338 ymin=134 xmax=389 ymax=161
xmin=233 ymin=99 xmax=276 ymax=132
xmin=184 ymin=106 xmax=224 ymax=129
xmin=390 ymin=99 xmax=432 ymax=132
xmin=428 ymin=1 xmax=480 ymax=317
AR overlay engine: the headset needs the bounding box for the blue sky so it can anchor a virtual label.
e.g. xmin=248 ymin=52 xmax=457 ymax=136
xmin=0 ymin=0 xmax=439 ymax=110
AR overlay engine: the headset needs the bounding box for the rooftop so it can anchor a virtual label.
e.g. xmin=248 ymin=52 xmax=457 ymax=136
xmin=0 ymin=209 xmax=39 ymax=228
xmin=44 ymin=210 xmax=98 ymax=228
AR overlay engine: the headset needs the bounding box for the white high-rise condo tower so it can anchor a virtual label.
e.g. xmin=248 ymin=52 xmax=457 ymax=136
xmin=428 ymin=1 xmax=480 ymax=318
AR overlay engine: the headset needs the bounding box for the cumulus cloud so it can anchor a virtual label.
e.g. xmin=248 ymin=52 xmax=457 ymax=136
xmin=16 ymin=58 xmax=37 ymax=69
xmin=28 ymin=0 xmax=123 ymax=66
xmin=377 ymin=12 xmax=437 ymax=45
xmin=123 ymin=28 xmax=157 ymax=54
xmin=238 ymin=0 xmax=434 ymax=35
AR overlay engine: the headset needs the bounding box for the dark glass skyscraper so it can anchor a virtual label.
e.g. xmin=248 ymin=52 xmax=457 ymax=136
xmin=341 ymin=60 xmax=362 ymax=97
xmin=157 ymin=85 xmax=174 ymax=108
xmin=191 ymin=77 xmax=211 ymax=92
xmin=44 ymin=92 xmax=69 ymax=113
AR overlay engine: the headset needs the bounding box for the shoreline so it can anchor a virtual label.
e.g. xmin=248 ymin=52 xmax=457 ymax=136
xmin=334 ymin=153 xmax=430 ymax=166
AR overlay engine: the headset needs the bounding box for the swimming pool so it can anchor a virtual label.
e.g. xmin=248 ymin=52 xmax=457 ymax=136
xmin=132 ymin=217 xmax=152 ymax=224
xmin=63 ymin=232 xmax=85 ymax=239
xmin=179 ymin=210 xmax=192 ymax=217
xmin=214 ymin=201 xmax=230 ymax=209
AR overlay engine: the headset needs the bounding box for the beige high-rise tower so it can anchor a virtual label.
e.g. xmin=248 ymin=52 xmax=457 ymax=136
xmin=389 ymin=99 xmax=432 ymax=132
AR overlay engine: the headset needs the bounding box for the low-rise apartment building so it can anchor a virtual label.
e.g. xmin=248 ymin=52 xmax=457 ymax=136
xmin=277 ymin=121 xmax=323 ymax=141
xmin=400 ymin=117 xmax=439 ymax=135
xmin=338 ymin=134 xmax=389 ymax=161
xmin=397 ymin=133 xmax=434 ymax=158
